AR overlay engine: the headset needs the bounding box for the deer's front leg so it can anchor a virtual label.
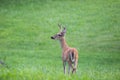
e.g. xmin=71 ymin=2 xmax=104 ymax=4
xmin=63 ymin=61 xmax=66 ymax=74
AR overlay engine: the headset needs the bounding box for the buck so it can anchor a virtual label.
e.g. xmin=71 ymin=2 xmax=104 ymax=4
xmin=51 ymin=24 xmax=78 ymax=74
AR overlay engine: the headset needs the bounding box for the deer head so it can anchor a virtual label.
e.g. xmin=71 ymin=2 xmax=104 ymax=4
xmin=51 ymin=24 xmax=66 ymax=40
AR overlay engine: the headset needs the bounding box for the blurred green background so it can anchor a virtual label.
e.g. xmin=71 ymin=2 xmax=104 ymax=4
xmin=0 ymin=0 xmax=120 ymax=80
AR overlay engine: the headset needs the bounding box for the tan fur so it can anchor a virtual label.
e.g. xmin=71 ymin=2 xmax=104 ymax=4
xmin=51 ymin=24 xmax=78 ymax=74
xmin=60 ymin=37 xmax=78 ymax=74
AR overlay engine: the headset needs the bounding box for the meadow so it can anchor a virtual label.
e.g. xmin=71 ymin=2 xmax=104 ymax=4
xmin=0 ymin=0 xmax=120 ymax=80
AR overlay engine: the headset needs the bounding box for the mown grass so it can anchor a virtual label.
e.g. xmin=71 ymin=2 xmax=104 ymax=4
xmin=0 ymin=0 xmax=120 ymax=80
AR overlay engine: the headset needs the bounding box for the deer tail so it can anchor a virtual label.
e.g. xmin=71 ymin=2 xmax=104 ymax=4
xmin=69 ymin=51 xmax=75 ymax=63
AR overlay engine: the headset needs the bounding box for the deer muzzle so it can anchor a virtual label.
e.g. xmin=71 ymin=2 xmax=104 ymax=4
xmin=51 ymin=36 xmax=55 ymax=39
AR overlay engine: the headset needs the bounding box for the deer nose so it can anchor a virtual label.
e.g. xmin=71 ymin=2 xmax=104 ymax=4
xmin=51 ymin=36 xmax=54 ymax=39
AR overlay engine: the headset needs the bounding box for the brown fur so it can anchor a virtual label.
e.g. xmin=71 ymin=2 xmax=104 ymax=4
xmin=51 ymin=24 xmax=78 ymax=74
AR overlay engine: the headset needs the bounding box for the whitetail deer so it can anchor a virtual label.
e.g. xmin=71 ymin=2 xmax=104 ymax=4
xmin=51 ymin=24 xmax=78 ymax=74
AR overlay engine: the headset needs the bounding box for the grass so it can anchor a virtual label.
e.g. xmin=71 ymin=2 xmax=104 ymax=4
xmin=0 ymin=0 xmax=120 ymax=80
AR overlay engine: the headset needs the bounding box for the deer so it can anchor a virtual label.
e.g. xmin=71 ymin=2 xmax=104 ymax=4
xmin=51 ymin=24 xmax=78 ymax=74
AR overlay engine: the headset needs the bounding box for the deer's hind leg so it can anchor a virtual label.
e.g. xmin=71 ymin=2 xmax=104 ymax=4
xmin=63 ymin=61 xmax=66 ymax=74
xmin=68 ymin=61 xmax=73 ymax=74
xmin=72 ymin=60 xmax=78 ymax=74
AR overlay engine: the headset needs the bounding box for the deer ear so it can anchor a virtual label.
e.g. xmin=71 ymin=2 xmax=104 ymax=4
xmin=62 ymin=27 xmax=66 ymax=34
xmin=58 ymin=24 xmax=62 ymax=31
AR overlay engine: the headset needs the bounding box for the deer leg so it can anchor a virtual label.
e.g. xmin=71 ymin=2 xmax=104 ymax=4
xmin=68 ymin=65 xmax=71 ymax=74
xmin=68 ymin=61 xmax=73 ymax=74
xmin=72 ymin=60 xmax=78 ymax=74
xmin=63 ymin=61 xmax=66 ymax=74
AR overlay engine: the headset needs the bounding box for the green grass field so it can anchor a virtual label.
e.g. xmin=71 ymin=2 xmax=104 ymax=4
xmin=0 ymin=0 xmax=120 ymax=80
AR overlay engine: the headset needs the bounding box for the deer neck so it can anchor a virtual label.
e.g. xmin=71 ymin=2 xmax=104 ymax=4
xmin=59 ymin=37 xmax=69 ymax=51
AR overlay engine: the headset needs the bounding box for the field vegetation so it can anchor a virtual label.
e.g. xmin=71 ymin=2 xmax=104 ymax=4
xmin=0 ymin=0 xmax=120 ymax=80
